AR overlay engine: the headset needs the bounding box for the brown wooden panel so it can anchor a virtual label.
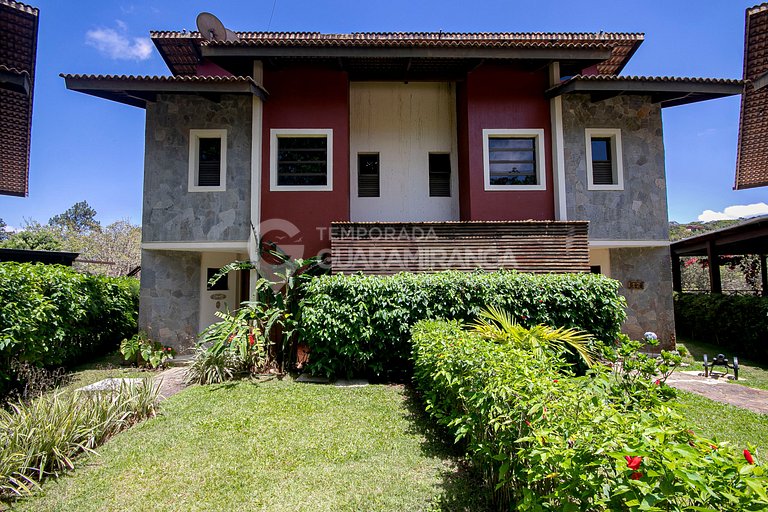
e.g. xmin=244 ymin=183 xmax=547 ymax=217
xmin=330 ymin=221 xmax=589 ymax=274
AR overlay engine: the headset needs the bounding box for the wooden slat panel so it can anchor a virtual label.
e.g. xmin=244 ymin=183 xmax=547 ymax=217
xmin=330 ymin=221 xmax=589 ymax=274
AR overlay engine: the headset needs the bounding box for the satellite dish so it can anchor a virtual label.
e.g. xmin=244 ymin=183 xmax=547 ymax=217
xmin=196 ymin=12 xmax=238 ymax=42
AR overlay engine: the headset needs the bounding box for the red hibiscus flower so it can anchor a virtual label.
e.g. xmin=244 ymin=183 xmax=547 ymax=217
xmin=625 ymin=455 xmax=642 ymax=471
xmin=744 ymin=449 xmax=755 ymax=464
xmin=630 ymin=471 xmax=642 ymax=480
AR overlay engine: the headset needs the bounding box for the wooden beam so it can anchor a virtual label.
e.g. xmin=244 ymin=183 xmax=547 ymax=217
xmin=672 ymin=254 xmax=682 ymax=293
xmin=707 ymin=240 xmax=722 ymax=294
xmin=202 ymin=45 xmax=613 ymax=61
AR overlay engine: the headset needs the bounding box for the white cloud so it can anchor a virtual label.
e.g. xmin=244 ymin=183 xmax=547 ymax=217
xmin=85 ymin=23 xmax=152 ymax=61
xmin=697 ymin=202 xmax=768 ymax=222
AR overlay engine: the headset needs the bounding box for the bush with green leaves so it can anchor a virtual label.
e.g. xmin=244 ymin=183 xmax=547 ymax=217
xmin=119 ymin=332 xmax=175 ymax=369
xmin=300 ymin=270 xmax=626 ymax=379
xmin=0 ymin=380 xmax=158 ymax=497
xmin=674 ymin=292 xmax=768 ymax=362
xmin=0 ymin=262 xmax=139 ymax=394
xmin=411 ymin=317 xmax=768 ymax=511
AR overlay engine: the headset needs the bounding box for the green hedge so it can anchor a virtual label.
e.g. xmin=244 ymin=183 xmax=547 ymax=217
xmin=0 ymin=262 xmax=139 ymax=389
xmin=411 ymin=319 xmax=768 ymax=510
xmin=674 ymin=293 xmax=768 ymax=362
xmin=299 ymin=270 xmax=626 ymax=379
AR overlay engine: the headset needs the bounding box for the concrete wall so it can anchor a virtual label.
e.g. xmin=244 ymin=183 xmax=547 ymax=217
xmin=139 ymin=250 xmax=201 ymax=351
xmin=610 ymin=246 xmax=675 ymax=348
xmin=457 ymin=64 xmax=555 ymax=221
xmin=349 ymin=82 xmax=459 ymax=222
xmin=143 ymin=94 xmax=252 ymax=243
xmin=562 ymin=94 xmax=669 ymax=241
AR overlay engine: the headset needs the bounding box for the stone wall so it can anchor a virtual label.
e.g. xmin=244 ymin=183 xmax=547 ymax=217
xmin=139 ymin=250 xmax=200 ymax=352
xmin=610 ymin=246 xmax=675 ymax=348
xmin=143 ymin=94 xmax=252 ymax=242
xmin=562 ymin=94 xmax=669 ymax=241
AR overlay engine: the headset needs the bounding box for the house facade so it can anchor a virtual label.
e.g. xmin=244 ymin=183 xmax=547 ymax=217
xmin=63 ymin=24 xmax=743 ymax=350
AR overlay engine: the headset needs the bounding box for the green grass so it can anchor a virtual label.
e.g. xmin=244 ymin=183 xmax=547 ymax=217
xmin=677 ymin=338 xmax=768 ymax=391
xmin=8 ymin=380 xmax=484 ymax=512
xmin=675 ymin=389 xmax=768 ymax=459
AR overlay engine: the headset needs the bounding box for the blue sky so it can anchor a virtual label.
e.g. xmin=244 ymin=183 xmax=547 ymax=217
xmin=1 ymin=0 xmax=766 ymax=228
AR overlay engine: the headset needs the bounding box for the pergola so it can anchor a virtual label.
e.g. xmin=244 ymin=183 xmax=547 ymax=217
xmin=670 ymin=216 xmax=768 ymax=295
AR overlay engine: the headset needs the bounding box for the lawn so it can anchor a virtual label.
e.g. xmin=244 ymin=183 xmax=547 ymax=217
xmin=55 ymin=352 xmax=155 ymax=394
xmin=8 ymin=380 xmax=485 ymax=512
xmin=677 ymin=338 xmax=768 ymax=391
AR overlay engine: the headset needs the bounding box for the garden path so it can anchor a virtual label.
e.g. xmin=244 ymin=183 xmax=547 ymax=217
xmin=666 ymin=371 xmax=768 ymax=415
xmin=153 ymin=366 xmax=188 ymax=400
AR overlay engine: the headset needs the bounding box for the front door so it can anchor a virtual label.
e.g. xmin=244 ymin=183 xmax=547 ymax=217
xmin=349 ymin=82 xmax=459 ymax=222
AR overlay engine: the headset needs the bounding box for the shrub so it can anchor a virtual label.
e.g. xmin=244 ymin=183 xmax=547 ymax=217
xmin=120 ymin=332 xmax=175 ymax=369
xmin=674 ymin=293 xmax=768 ymax=362
xmin=0 ymin=263 xmax=138 ymax=394
xmin=300 ymin=270 xmax=626 ymax=379
xmin=411 ymin=319 xmax=768 ymax=511
xmin=0 ymin=381 xmax=158 ymax=497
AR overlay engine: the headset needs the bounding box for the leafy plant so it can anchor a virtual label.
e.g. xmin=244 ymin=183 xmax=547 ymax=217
xmin=301 ymin=270 xmax=626 ymax=379
xmin=411 ymin=319 xmax=768 ymax=511
xmin=0 ymin=262 xmax=139 ymax=397
xmin=0 ymin=380 xmax=158 ymax=497
xmin=470 ymin=305 xmax=598 ymax=367
xmin=196 ymin=238 xmax=327 ymax=380
xmin=119 ymin=332 xmax=174 ymax=369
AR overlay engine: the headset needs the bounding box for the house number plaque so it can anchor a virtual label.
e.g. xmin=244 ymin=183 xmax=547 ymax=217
xmin=627 ymin=280 xmax=645 ymax=290
xmin=210 ymin=293 xmax=227 ymax=300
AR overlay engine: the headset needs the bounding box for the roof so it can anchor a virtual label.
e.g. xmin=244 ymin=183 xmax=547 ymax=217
xmin=60 ymin=74 xmax=268 ymax=108
xmin=0 ymin=248 xmax=79 ymax=266
xmin=151 ymin=30 xmax=644 ymax=77
xmin=0 ymin=0 xmax=38 ymax=197
xmin=546 ymin=75 xmax=744 ymax=108
xmin=671 ymin=215 xmax=768 ymax=256
xmin=736 ymin=3 xmax=768 ymax=189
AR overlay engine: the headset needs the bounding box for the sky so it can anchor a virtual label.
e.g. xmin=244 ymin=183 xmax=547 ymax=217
xmin=1 ymin=0 xmax=766 ymax=229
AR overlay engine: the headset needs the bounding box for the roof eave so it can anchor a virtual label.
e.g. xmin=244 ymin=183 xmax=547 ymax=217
xmin=546 ymin=77 xmax=744 ymax=107
xmin=61 ymin=75 xmax=268 ymax=108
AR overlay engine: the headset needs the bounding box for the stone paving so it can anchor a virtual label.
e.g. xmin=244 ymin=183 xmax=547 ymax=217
xmin=666 ymin=371 xmax=768 ymax=415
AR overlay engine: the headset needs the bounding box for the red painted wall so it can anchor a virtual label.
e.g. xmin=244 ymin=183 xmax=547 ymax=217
xmin=457 ymin=64 xmax=555 ymax=221
xmin=261 ymin=67 xmax=350 ymax=260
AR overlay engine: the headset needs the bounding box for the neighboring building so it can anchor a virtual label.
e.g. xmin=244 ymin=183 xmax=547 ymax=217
xmin=63 ymin=22 xmax=743 ymax=350
xmin=737 ymin=3 xmax=768 ymax=190
xmin=0 ymin=0 xmax=38 ymax=197
xmin=0 ymin=248 xmax=78 ymax=266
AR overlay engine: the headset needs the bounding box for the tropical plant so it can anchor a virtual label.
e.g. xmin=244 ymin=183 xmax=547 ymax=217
xmin=119 ymin=332 xmax=175 ymax=369
xmin=470 ymin=305 xmax=598 ymax=367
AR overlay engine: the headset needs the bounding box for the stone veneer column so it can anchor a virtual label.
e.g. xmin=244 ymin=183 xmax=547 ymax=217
xmin=609 ymin=246 xmax=675 ymax=349
xmin=139 ymin=249 xmax=201 ymax=352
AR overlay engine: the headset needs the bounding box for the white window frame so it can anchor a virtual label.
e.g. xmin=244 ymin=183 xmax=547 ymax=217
xmin=188 ymin=129 xmax=227 ymax=192
xmin=585 ymin=128 xmax=624 ymax=191
xmin=270 ymin=128 xmax=334 ymax=192
xmin=482 ymin=129 xmax=547 ymax=191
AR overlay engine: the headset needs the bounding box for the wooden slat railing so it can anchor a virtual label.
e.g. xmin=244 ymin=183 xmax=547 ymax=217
xmin=330 ymin=221 xmax=589 ymax=275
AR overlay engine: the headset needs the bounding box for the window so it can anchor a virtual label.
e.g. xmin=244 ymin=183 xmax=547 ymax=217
xmin=206 ymin=268 xmax=228 ymax=291
xmin=357 ymin=153 xmax=380 ymax=197
xmin=270 ymin=129 xmax=333 ymax=191
xmin=428 ymin=153 xmax=451 ymax=197
xmin=482 ymin=129 xmax=546 ymax=191
xmin=188 ymin=129 xmax=227 ymax=192
xmin=585 ymin=128 xmax=624 ymax=190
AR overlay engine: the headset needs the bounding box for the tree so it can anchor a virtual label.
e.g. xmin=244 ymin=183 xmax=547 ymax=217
xmin=0 ymin=221 xmax=63 ymax=251
xmin=48 ymin=200 xmax=100 ymax=234
xmin=0 ymin=218 xmax=8 ymax=242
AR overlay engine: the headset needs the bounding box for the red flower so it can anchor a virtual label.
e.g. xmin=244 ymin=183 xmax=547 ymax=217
xmin=525 ymin=420 xmax=531 ymax=427
xmin=553 ymin=379 xmax=559 ymax=383
xmin=744 ymin=449 xmax=755 ymax=464
xmin=248 ymin=333 xmax=255 ymax=346
xmin=630 ymin=471 xmax=643 ymax=480
xmin=625 ymin=455 xmax=642 ymax=471
xmin=654 ymin=379 xmax=661 ymax=386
